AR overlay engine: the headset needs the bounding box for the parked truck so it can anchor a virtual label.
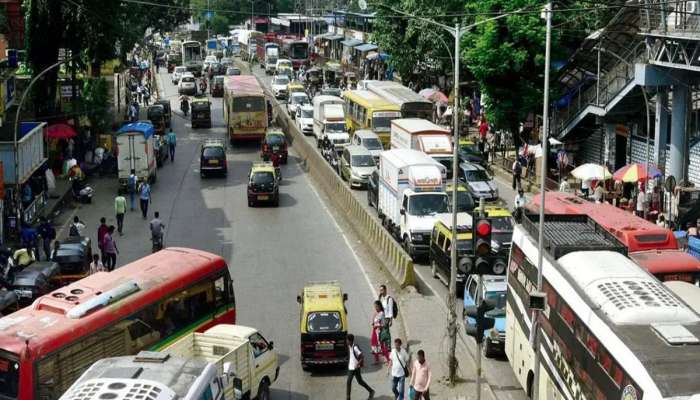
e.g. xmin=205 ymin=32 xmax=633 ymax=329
xmin=313 ymin=95 xmax=349 ymax=152
xmin=116 ymin=122 xmax=157 ymax=189
xmin=391 ymin=118 xmax=454 ymax=178
xmin=0 ymin=122 xmax=46 ymax=186
xmin=165 ymin=324 xmax=279 ymax=400
xmin=378 ymin=149 xmax=450 ymax=258
xmin=263 ymin=43 xmax=280 ymax=74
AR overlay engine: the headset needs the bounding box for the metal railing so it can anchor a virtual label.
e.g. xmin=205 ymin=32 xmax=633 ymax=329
xmin=640 ymin=0 xmax=700 ymax=36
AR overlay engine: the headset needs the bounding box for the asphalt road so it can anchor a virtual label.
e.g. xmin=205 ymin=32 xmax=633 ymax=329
xmin=249 ymin=64 xmax=527 ymax=400
xmin=54 ymin=67 xmax=405 ymax=400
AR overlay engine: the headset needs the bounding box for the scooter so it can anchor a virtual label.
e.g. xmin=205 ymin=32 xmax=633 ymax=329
xmin=152 ymin=233 xmax=164 ymax=253
xmin=70 ymin=176 xmax=94 ymax=204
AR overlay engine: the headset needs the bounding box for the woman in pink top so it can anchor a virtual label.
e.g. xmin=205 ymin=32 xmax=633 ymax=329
xmin=410 ymin=349 xmax=432 ymax=399
xmin=370 ymin=300 xmax=390 ymax=364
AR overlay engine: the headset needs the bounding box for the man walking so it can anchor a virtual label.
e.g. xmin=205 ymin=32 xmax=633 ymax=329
xmin=37 ymin=217 xmax=55 ymax=261
xmin=346 ymin=334 xmax=374 ymax=400
xmin=139 ymin=180 xmax=152 ymax=219
xmin=409 ymin=350 xmax=432 ymax=400
xmin=115 ymin=190 xmax=127 ymax=235
xmin=97 ymin=217 xmax=109 ymax=261
xmin=388 ymin=338 xmax=409 ymax=400
xmin=102 ymin=226 xmax=118 ymax=271
xmin=166 ymin=128 xmax=176 ymax=162
xmin=127 ymin=171 xmax=137 ymax=211
xmin=512 ymin=158 xmax=523 ymax=191
xmin=378 ymin=284 xmax=396 ymax=326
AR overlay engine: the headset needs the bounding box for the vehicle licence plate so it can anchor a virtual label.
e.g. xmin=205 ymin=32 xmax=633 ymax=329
xmin=209 ymin=159 xmax=219 ymax=165
xmin=273 ymin=146 xmax=280 ymax=151
xmin=258 ymin=195 xmax=269 ymax=200
xmin=665 ymin=273 xmax=693 ymax=282
xmin=315 ymin=342 xmax=334 ymax=351
xmin=14 ymin=289 xmax=32 ymax=298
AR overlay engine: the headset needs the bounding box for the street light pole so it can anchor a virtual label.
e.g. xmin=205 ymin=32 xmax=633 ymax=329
xmin=448 ymin=21 xmax=460 ymax=386
xmin=532 ymin=3 xmax=552 ymax=399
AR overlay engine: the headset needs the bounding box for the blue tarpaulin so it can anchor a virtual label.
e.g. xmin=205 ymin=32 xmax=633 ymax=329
xmin=118 ymin=122 xmax=154 ymax=139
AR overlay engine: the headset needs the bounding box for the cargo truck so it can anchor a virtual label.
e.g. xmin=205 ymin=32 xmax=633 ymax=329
xmin=391 ymin=118 xmax=454 ymax=178
xmin=263 ymin=43 xmax=280 ymax=74
xmin=378 ymin=149 xmax=450 ymax=258
xmin=313 ymin=95 xmax=349 ymax=152
xmin=116 ymin=122 xmax=157 ymax=189
xmin=0 ymin=122 xmax=46 ymax=186
xmin=165 ymin=324 xmax=279 ymax=400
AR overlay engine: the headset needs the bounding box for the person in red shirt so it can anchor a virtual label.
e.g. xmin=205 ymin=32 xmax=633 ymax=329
xmin=478 ymin=117 xmax=489 ymax=156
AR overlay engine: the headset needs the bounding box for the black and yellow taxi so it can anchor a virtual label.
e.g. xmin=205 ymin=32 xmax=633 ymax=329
xmin=247 ymin=162 xmax=279 ymax=207
xmin=458 ymin=137 xmax=485 ymax=166
xmin=446 ymin=182 xmax=475 ymax=213
xmin=429 ymin=213 xmax=474 ymax=295
xmin=296 ymin=281 xmax=349 ymax=370
xmin=199 ymin=139 xmax=227 ymax=178
xmin=473 ymin=205 xmax=514 ymax=253
xmin=261 ymin=129 xmax=288 ymax=164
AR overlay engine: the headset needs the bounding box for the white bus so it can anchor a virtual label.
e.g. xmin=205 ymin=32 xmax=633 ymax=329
xmin=507 ymin=213 xmax=700 ymax=399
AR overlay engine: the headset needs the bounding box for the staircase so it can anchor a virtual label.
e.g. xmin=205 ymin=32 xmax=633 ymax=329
xmin=553 ymin=42 xmax=648 ymax=138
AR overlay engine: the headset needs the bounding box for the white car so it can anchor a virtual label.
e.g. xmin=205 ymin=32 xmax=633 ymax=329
xmin=296 ymin=104 xmax=314 ymax=135
xmin=351 ymin=129 xmax=384 ymax=164
xmin=171 ymin=66 xmax=187 ymax=85
xmin=271 ymin=75 xmax=290 ymax=99
xmin=178 ymin=73 xmax=196 ymax=95
xmin=205 ymin=55 xmax=218 ymax=64
xmin=287 ymin=92 xmax=310 ymax=118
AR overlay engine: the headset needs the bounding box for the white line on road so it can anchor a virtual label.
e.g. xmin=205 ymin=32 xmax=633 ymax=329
xmin=293 ymin=159 xmax=378 ymax=299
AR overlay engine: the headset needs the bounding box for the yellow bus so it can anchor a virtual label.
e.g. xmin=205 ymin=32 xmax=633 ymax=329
xmin=343 ymin=89 xmax=401 ymax=147
xmin=223 ymin=75 xmax=268 ymax=144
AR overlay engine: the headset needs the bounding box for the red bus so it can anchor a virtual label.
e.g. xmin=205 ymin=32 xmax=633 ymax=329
xmin=282 ymin=38 xmax=309 ymax=70
xmin=528 ymin=192 xmax=700 ymax=283
xmin=0 ymin=247 xmax=235 ymax=400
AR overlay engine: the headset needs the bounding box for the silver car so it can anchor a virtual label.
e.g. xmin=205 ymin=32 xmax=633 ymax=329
xmin=172 ymin=66 xmax=187 ymax=85
xmin=459 ymin=162 xmax=499 ymax=201
xmin=340 ymin=145 xmax=377 ymax=189
xmin=351 ymin=129 xmax=384 ymax=164
xmin=178 ymin=73 xmax=196 ymax=95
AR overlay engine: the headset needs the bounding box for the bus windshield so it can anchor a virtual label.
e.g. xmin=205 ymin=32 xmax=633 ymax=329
xmin=0 ymin=354 xmax=20 ymax=399
xmin=290 ymin=44 xmax=308 ymax=60
xmin=409 ymin=194 xmax=449 ymax=216
xmin=372 ymin=112 xmax=400 ymax=131
xmin=232 ymin=96 xmax=265 ymax=112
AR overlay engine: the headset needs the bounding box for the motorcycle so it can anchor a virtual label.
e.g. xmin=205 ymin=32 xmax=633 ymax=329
xmin=321 ymin=141 xmax=339 ymax=174
xmin=199 ymin=79 xmax=208 ymax=95
xmin=152 ymin=233 xmax=164 ymax=253
xmin=70 ymin=176 xmax=94 ymax=204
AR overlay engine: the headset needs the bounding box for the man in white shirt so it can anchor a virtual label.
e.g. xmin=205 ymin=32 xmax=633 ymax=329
xmin=388 ymin=338 xmax=409 ymax=400
xmin=378 ymin=284 xmax=395 ymax=326
xmin=346 ymin=334 xmax=374 ymax=400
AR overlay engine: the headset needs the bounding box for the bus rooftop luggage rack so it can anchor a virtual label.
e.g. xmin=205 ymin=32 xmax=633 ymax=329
xmin=521 ymin=213 xmax=627 ymax=259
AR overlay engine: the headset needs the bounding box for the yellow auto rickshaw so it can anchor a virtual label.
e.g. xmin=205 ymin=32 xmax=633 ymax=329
xmin=297 ymin=281 xmax=349 ymax=370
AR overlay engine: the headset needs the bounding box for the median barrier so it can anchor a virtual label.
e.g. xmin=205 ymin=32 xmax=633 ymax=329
xmin=269 ymin=88 xmax=416 ymax=288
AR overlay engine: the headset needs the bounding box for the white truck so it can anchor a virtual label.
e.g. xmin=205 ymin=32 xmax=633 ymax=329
xmin=165 ymin=324 xmax=279 ymax=400
xmin=182 ymin=40 xmax=203 ymax=76
xmin=378 ymin=149 xmax=450 ymax=258
xmin=264 ymin=43 xmax=280 ymax=74
xmin=116 ymin=122 xmax=157 ymax=190
xmin=391 ymin=118 xmax=454 ymax=178
xmin=59 ymin=325 xmax=278 ymax=400
xmin=313 ymin=95 xmax=350 ymax=152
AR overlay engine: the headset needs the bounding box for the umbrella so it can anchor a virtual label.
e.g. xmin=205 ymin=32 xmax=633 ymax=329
xmin=46 ymin=123 xmax=77 ymax=140
xmin=418 ymin=88 xmax=449 ymax=104
xmin=570 ymin=163 xmax=612 ymax=181
xmin=613 ymin=163 xmax=662 ymax=182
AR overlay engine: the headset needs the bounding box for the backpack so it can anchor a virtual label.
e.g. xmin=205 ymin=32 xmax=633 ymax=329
xmin=352 ymin=345 xmax=364 ymax=368
xmin=69 ymin=223 xmax=80 ymax=237
xmin=387 ymin=296 xmax=398 ymax=319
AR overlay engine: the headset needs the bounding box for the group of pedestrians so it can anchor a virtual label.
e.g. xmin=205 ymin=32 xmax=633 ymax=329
xmin=346 ymin=284 xmax=432 ymax=400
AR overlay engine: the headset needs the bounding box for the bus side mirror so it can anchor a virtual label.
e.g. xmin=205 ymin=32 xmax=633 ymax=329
xmin=343 ymin=293 xmax=348 ymax=302
xmin=296 ymin=295 xmax=302 ymax=304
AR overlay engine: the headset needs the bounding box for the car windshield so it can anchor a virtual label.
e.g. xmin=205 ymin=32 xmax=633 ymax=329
xmin=301 ymin=109 xmax=313 ymax=118
xmin=291 ymin=95 xmax=309 ymax=104
xmin=227 ymin=68 xmax=241 ymax=75
xmin=0 ymin=354 xmax=20 ymax=399
xmin=325 ymin=123 xmax=346 ymax=133
xmin=491 ymin=216 xmax=513 ymax=232
xmin=351 ymin=155 xmax=375 ymax=167
xmin=460 ymin=143 xmax=479 ymax=154
xmin=181 ymin=76 xmax=195 ymax=83
xmin=307 ymin=311 xmax=342 ymax=333
xmin=203 ymin=147 xmax=224 ymax=158
xmin=362 ymin=138 xmax=382 ymax=150
xmin=449 ymin=190 xmax=475 ymax=213
xmin=484 ymin=290 xmax=507 ymax=317
xmin=464 ymin=169 xmax=490 ymax=182
xmin=175 ymin=67 xmax=186 ymax=73
xmin=266 ymin=135 xmax=285 ymax=146
xmin=408 ymin=194 xmax=449 ymax=216
xmin=274 ymin=77 xmax=289 ymax=85
xmin=252 ymin=171 xmax=274 ymax=184
xmin=322 ymin=89 xmax=341 ymax=96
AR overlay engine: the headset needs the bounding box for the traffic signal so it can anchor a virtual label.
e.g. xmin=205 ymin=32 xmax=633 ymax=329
xmin=473 ymin=218 xmax=492 ymax=274
xmin=464 ymin=299 xmax=496 ymax=344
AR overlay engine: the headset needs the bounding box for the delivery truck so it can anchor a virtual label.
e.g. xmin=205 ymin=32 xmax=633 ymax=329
xmin=263 ymin=43 xmax=280 ymax=74
xmin=165 ymin=324 xmax=279 ymax=400
xmin=378 ymin=149 xmax=450 ymax=258
xmin=313 ymin=95 xmax=349 ymax=152
xmin=116 ymin=122 xmax=157 ymax=189
xmin=390 ymin=118 xmax=454 ymax=178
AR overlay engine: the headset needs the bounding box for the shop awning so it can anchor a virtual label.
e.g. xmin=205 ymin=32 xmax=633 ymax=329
xmin=341 ymin=38 xmax=362 ymax=47
xmin=326 ymin=34 xmax=344 ymax=41
xmin=354 ymin=43 xmax=378 ymax=52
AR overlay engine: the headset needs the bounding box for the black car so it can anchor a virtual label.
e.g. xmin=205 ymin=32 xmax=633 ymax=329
xmin=367 ymin=169 xmax=379 ymax=210
xmin=458 ymin=139 xmax=485 ymax=166
xmin=247 ymin=163 xmax=279 ymax=207
xmin=200 ymin=140 xmax=227 ymax=178
xmin=11 ymin=262 xmax=59 ymax=306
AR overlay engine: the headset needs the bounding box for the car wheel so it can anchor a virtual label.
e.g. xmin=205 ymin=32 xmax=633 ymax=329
xmin=431 ymin=260 xmax=439 ymax=279
xmin=257 ymin=380 xmax=270 ymax=400
xmin=483 ymin=341 xmax=493 ymax=358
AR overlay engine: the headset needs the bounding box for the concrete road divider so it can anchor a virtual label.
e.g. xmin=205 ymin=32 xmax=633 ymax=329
xmin=268 ymin=88 xmax=416 ymax=288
